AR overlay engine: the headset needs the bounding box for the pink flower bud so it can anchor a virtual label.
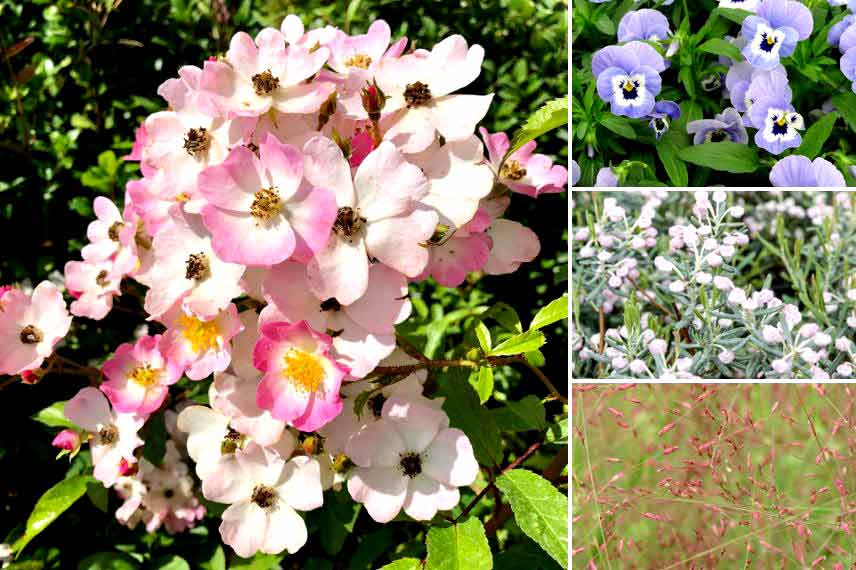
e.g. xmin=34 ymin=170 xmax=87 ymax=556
xmin=648 ymin=339 xmax=667 ymax=356
xmin=51 ymin=429 xmax=81 ymax=452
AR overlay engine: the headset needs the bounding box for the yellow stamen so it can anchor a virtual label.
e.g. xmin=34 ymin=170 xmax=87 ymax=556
xmin=130 ymin=365 xmax=160 ymax=387
xmin=766 ymin=36 xmax=775 ymax=45
xmin=282 ymin=349 xmax=324 ymax=392
xmin=776 ymin=117 xmax=787 ymax=126
xmin=623 ymin=81 xmax=634 ymax=92
xmin=345 ymin=53 xmax=372 ymax=69
xmin=178 ymin=313 xmax=221 ymax=353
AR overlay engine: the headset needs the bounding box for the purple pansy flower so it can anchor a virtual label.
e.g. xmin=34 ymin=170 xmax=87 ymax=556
xmin=618 ymin=9 xmax=671 ymax=42
xmin=719 ymin=0 xmax=761 ymax=10
xmin=769 ymin=156 xmax=846 ymax=186
xmin=740 ymin=0 xmax=813 ymax=70
xmin=571 ymin=160 xmax=581 ymax=187
xmin=748 ymin=95 xmax=804 ymax=155
xmin=743 ymin=69 xmax=792 ymax=124
xmin=592 ymin=42 xmax=667 ymax=118
xmin=595 ymin=167 xmax=619 ymax=187
xmin=841 ymin=48 xmax=856 ymax=92
xmin=828 ymin=15 xmax=855 ymax=48
xmin=726 ymin=63 xmax=789 ymax=115
xmin=839 ymin=23 xmax=856 ymax=53
xmin=647 ymin=100 xmax=681 ymax=139
xmin=686 ymin=108 xmax=749 ymax=144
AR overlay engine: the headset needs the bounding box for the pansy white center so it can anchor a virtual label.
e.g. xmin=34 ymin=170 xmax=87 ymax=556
xmin=763 ymin=108 xmax=803 ymax=142
xmin=750 ymin=24 xmax=785 ymax=59
xmin=610 ymin=73 xmax=647 ymax=107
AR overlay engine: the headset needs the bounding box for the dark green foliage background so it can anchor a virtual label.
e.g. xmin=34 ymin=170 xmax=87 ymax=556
xmin=0 ymin=1 xmax=568 ymax=568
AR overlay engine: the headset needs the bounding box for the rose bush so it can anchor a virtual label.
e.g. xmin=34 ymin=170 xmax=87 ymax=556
xmin=0 ymin=4 xmax=569 ymax=569
xmin=571 ymin=0 xmax=856 ymax=187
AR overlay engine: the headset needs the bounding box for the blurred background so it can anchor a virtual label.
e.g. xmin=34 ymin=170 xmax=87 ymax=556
xmin=0 ymin=1 xmax=567 ymax=568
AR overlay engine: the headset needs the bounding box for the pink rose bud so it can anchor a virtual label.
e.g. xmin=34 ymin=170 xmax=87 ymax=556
xmin=360 ymin=79 xmax=387 ymax=122
xmin=51 ymin=429 xmax=81 ymax=452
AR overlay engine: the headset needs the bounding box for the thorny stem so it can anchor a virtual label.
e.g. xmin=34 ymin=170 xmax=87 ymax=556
xmin=0 ymin=353 xmax=101 ymax=392
xmin=484 ymin=445 xmax=568 ymax=535
xmin=366 ymin=355 xmax=567 ymax=404
xmin=456 ymin=441 xmax=544 ymax=523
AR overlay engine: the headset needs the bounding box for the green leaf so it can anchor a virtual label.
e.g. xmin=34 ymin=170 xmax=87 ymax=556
xmin=678 ymin=141 xmax=759 ymax=173
xmin=142 ymin=409 xmax=167 ymax=466
xmin=199 ymin=545 xmax=226 ymax=570
xmin=32 ymin=401 xmax=74 ymax=428
xmin=530 ymin=295 xmax=568 ymax=331
xmin=598 ymin=115 xmax=637 ymax=140
xmin=832 ymin=92 xmax=856 ymax=133
xmin=592 ymin=14 xmax=615 ymax=35
xmin=474 ymin=321 xmax=492 ymax=352
xmin=797 ymin=112 xmax=837 ymax=159
xmin=150 ymin=555 xmax=190 ymax=570
xmin=481 ymin=302 xmax=522 ymax=333
xmin=697 ymin=38 xmax=742 ymax=61
xmin=495 ymin=470 xmax=569 ymax=569
xmin=351 ymin=527 xmax=395 ymax=569
xmin=545 ymin=418 xmax=568 ymax=446
xmin=13 ymin=475 xmax=94 ymax=554
xmin=488 ymin=329 xmax=545 ymax=356
xmin=378 ymin=560 xmax=422 ymax=570
xmin=313 ymin=488 xmax=361 ymax=556
xmin=69 ymin=195 xmax=95 ymax=216
xmin=228 ymin=554 xmax=285 ymax=570
xmin=425 ymin=517 xmax=492 ymax=570
xmin=524 ymin=349 xmax=546 ymax=367
xmin=507 ymin=96 xmax=568 ymax=157
xmin=712 ymin=7 xmax=753 ymax=25
xmin=77 ymin=552 xmax=141 ymax=570
xmin=495 ymin=541 xmax=563 ymax=570
xmin=437 ymin=369 xmax=502 ymax=466
xmin=656 ymin=120 xmax=689 ymax=186
xmin=469 ymin=367 xmax=494 ymax=404
xmin=97 ymin=151 xmax=119 ymax=177
xmin=86 ymin=481 xmax=108 ymax=512
xmin=492 ymin=395 xmax=547 ymax=432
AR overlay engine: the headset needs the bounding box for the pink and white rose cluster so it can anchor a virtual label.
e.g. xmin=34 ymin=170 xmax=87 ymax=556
xmin=4 ymin=13 xmax=565 ymax=559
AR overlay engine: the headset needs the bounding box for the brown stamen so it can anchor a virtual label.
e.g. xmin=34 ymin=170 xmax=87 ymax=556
xmin=98 ymin=426 xmax=118 ymax=445
xmin=404 ymin=81 xmax=432 ymax=107
xmin=320 ymin=298 xmax=342 ymax=312
xmin=399 ymin=451 xmax=423 ymax=478
xmin=500 ymin=159 xmax=527 ymax=181
xmin=108 ymin=221 xmax=125 ymax=242
xmin=251 ymin=484 xmax=276 ymax=509
xmin=333 ymin=207 xmax=366 ymax=238
xmin=183 ymin=127 xmax=212 ymax=158
xmin=252 ymin=70 xmax=280 ymax=96
xmin=19 ymin=325 xmax=43 ymax=344
xmin=250 ymin=188 xmax=282 ymax=220
xmin=96 ymin=270 xmax=110 ymax=288
xmin=185 ymin=253 xmax=210 ymax=281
